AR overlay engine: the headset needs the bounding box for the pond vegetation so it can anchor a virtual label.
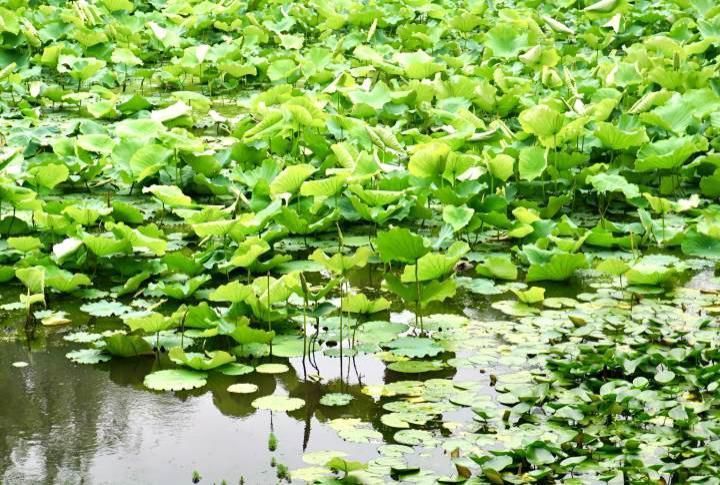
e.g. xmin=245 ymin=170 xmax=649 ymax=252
xmin=3 ymin=0 xmax=720 ymax=483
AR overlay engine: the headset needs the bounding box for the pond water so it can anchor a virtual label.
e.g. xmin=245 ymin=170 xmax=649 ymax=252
xmin=3 ymin=259 xmax=716 ymax=484
xmin=1 ymin=279 xmax=497 ymax=484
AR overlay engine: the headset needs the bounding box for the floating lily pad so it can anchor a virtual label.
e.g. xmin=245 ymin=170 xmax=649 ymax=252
xmin=227 ymin=383 xmax=259 ymax=394
xmin=329 ymin=418 xmax=383 ymax=444
xmin=393 ymin=429 xmax=439 ymax=447
xmin=66 ymin=349 xmax=111 ymax=365
xmin=387 ymin=360 xmax=446 ymax=373
xmin=217 ymin=363 xmax=254 ymax=376
xmin=251 ymin=395 xmax=305 ymax=411
xmin=255 ymin=363 xmax=289 ymax=374
xmin=386 ymin=337 xmax=444 ymax=358
xmin=143 ymin=369 xmax=207 ymax=391
xmin=64 ymin=331 xmax=105 ymax=343
xmin=319 ymin=393 xmax=354 ymax=406
xmin=302 ymin=450 xmax=348 ymax=466
xmin=80 ymin=300 xmax=132 ymax=317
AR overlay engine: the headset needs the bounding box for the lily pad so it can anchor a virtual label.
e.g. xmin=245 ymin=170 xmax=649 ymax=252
xmin=251 ymin=395 xmax=305 ymax=412
xmin=255 ymin=363 xmax=290 ymax=374
xmin=227 ymin=383 xmax=259 ymax=394
xmin=143 ymin=369 xmax=208 ymax=391
xmin=319 ymin=393 xmax=354 ymax=406
xmin=66 ymin=349 xmax=111 ymax=365
xmin=387 ymin=360 xmax=446 ymax=373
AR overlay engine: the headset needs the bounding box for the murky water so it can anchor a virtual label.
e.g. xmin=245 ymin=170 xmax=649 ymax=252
xmin=0 ymin=338 xmax=394 ymax=484
xmin=0 ymin=290 xmax=487 ymax=483
xmin=0 ymin=255 xmax=597 ymax=485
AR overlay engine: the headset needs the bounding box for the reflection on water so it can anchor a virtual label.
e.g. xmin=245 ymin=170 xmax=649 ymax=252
xmin=0 ymin=339 xmax=400 ymax=484
xmin=0 ymin=267 xmax=503 ymax=484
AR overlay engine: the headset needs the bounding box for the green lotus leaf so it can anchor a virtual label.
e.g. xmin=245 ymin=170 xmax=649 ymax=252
xmin=475 ymin=256 xmax=517 ymax=281
xmin=385 ymin=274 xmax=457 ymax=307
xmin=595 ymin=257 xmax=630 ymax=276
xmin=343 ymin=294 xmax=390 ymax=314
xmin=456 ymin=277 xmax=503 ymax=295
xmin=217 ymin=363 xmax=254 ymax=376
xmin=267 ymin=59 xmax=298 ymax=82
xmin=45 ymin=267 xmax=92 ymax=292
xmin=519 ymin=105 xmax=565 ymax=138
xmin=191 ymin=219 xmax=237 ymax=238
xmin=66 ymin=348 xmax=111 ymax=365
xmin=103 ymin=334 xmax=154 ymax=357
xmin=587 ymin=172 xmax=640 ymax=199
xmin=15 ymin=266 xmax=45 ymax=293
xmin=230 ymin=237 xmax=270 ymax=267
xmin=511 ymin=286 xmax=545 ymax=304
xmin=155 ymin=274 xmax=210 ymax=299
xmin=485 ymin=23 xmax=529 ymax=58
xmin=408 ymin=142 xmax=450 ymax=179
xmin=386 ymin=337 xmax=444 ymax=358
xmin=482 ymin=455 xmax=514 ymax=473
xmin=526 ymin=253 xmax=587 ymax=282
xmin=112 ymin=201 xmax=145 ymax=224
xmin=143 ymin=185 xmax=193 ymax=208
xmin=595 ymin=122 xmax=649 ymax=150
xmin=442 ymin=205 xmax=474 ymax=232
xmin=700 ymin=170 xmax=720 ymax=197
xmin=270 ymin=164 xmax=316 ymax=197
xmin=125 ymin=144 xmax=171 ymax=182
xmin=77 ymin=134 xmax=114 ymax=154
xmin=640 ymin=89 xmax=719 ymax=134
xmin=487 ymin=154 xmax=514 ymax=182
xmin=624 ymin=262 xmax=677 ymax=286
xmin=226 ymin=323 xmax=275 ymax=346
xmin=144 ymin=369 xmax=207 ymax=391
xmin=518 ymin=146 xmax=547 ymax=182
xmin=354 ymin=321 xmax=408 ymax=346
xmin=169 ymin=347 xmax=235 ymax=371
xmin=184 ymin=302 xmax=219 ymax=329
xmin=400 ymin=242 xmax=469 ymax=282
xmin=227 ymin=383 xmax=258 ymax=394
xmin=251 ymin=395 xmax=305 ymax=411
xmin=8 ymin=236 xmax=43 ymax=252
xmin=393 ymin=429 xmax=439 ymax=447
xmin=125 ymin=312 xmax=176 ymax=334
xmin=243 ymin=110 xmax=283 ymax=141
xmin=681 ymin=230 xmax=720 ymax=258
xmin=348 ymin=81 xmax=392 ymax=110
xmin=51 ymin=237 xmax=83 ymax=262
xmin=151 ymin=101 xmax=191 ymax=123
xmin=635 ymin=136 xmax=707 ymax=172
xmin=395 ymin=51 xmax=444 ymax=79
xmin=300 ymin=175 xmax=347 ymax=197
xmin=30 ymin=163 xmax=70 ymax=190
xmin=387 ymin=360 xmax=446 ymax=373
xmin=109 ymin=222 xmax=167 ymax=256
xmin=320 ymin=393 xmax=354 ymax=406
xmin=114 ymin=271 xmax=151 ymax=296
xmin=111 ymin=47 xmax=142 ymax=66
xmin=209 ymin=281 xmax=253 ymax=303
xmin=83 ymin=234 xmax=132 ymax=257
xmin=376 ymin=227 xmax=429 ymax=263
xmin=527 ymin=445 xmax=555 ymax=466
xmin=63 ymin=204 xmax=110 ymax=226
xmin=116 ymin=119 xmax=162 ymax=140
xmin=329 ymin=418 xmax=383 ymax=443
xmin=255 ymin=363 xmax=289 ymax=374
xmin=309 ymin=246 xmax=373 ymax=275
